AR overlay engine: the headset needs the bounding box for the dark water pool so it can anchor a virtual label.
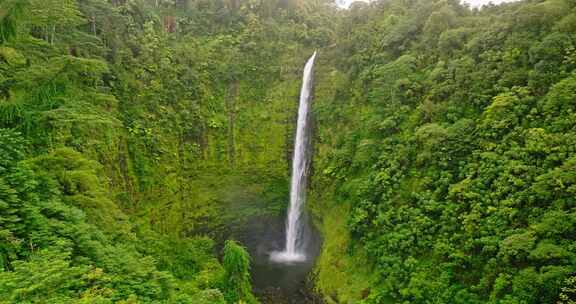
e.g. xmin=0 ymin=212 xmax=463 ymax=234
xmin=234 ymin=214 xmax=322 ymax=303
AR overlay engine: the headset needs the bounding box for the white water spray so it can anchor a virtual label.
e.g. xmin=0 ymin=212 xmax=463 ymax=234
xmin=271 ymin=51 xmax=317 ymax=263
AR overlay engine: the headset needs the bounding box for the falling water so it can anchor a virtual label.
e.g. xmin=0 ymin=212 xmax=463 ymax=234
xmin=271 ymin=51 xmax=317 ymax=263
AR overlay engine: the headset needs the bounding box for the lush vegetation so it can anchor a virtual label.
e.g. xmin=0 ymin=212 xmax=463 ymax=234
xmin=0 ymin=0 xmax=333 ymax=302
xmin=311 ymin=0 xmax=576 ymax=303
xmin=2 ymin=0 xmax=576 ymax=303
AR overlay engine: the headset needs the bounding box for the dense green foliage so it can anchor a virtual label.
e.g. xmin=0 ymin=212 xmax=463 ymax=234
xmin=312 ymin=0 xmax=576 ymax=303
xmin=0 ymin=129 xmax=204 ymax=302
xmin=222 ymin=240 xmax=257 ymax=304
xmin=0 ymin=0 xmax=335 ymax=302
xmin=2 ymin=0 xmax=576 ymax=303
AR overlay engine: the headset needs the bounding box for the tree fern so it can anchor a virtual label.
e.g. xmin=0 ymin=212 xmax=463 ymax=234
xmin=0 ymin=0 xmax=28 ymax=43
xmin=222 ymin=240 xmax=258 ymax=304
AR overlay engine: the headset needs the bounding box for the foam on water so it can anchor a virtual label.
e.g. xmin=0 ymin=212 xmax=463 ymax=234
xmin=269 ymin=251 xmax=307 ymax=264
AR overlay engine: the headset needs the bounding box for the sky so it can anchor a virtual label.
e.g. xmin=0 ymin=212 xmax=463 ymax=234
xmin=336 ymin=0 xmax=520 ymax=9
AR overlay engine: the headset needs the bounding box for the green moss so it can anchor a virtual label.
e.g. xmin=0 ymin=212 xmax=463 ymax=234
xmin=314 ymin=204 xmax=377 ymax=303
xmin=0 ymin=47 xmax=25 ymax=66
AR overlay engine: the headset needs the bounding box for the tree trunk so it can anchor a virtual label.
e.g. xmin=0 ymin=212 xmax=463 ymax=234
xmin=91 ymin=15 xmax=97 ymax=35
xmin=50 ymin=24 xmax=56 ymax=45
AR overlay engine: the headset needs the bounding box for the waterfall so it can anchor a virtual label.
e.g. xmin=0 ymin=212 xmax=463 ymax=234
xmin=271 ymin=51 xmax=317 ymax=263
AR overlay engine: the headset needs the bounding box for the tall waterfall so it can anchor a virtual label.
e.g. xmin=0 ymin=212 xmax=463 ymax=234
xmin=271 ymin=51 xmax=317 ymax=263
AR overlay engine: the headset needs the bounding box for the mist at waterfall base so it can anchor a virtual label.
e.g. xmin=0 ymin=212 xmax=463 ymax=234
xmin=271 ymin=51 xmax=317 ymax=264
xmin=241 ymin=214 xmax=321 ymax=302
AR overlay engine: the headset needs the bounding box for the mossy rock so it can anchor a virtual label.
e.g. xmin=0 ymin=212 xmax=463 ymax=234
xmin=191 ymin=289 xmax=226 ymax=304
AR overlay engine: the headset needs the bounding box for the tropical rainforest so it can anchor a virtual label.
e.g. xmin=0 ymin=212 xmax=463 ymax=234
xmin=0 ymin=0 xmax=576 ymax=303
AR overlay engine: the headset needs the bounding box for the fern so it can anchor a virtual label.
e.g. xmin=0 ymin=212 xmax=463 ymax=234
xmin=0 ymin=0 xmax=28 ymax=43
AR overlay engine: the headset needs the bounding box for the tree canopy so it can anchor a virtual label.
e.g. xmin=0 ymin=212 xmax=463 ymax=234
xmin=1 ymin=0 xmax=576 ymax=303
